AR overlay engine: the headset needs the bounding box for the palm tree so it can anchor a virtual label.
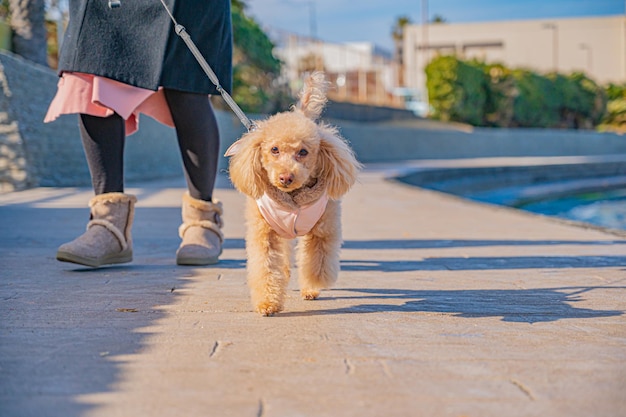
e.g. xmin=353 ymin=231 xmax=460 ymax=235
xmin=9 ymin=0 xmax=48 ymax=66
xmin=392 ymin=15 xmax=412 ymax=87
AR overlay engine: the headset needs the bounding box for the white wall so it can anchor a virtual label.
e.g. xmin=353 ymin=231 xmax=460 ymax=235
xmin=274 ymin=37 xmax=397 ymax=99
xmin=404 ymin=15 xmax=626 ymax=98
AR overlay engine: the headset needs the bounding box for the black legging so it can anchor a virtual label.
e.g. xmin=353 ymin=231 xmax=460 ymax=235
xmin=79 ymin=89 xmax=220 ymax=201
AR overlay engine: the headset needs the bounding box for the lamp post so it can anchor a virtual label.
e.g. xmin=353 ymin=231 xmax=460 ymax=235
xmin=421 ymin=0 xmax=429 ymax=112
xmin=542 ymin=23 xmax=558 ymax=72
xmin=307 ymin=1 xmax=317 ymax=40
xmin=579 ymin=43 xmax=592 ymax=73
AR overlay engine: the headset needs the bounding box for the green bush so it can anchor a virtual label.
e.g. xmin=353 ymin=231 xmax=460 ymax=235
xmin=605 ymin=82 xmax=626 ymax=101
xmin=603 ymin=99 xmax=626 ymax=127
xmin=482 ymin=63 xmax=516 ymax=127
xmin=425 ymin=55 xmax=607 ymax=129
xmin=511 ymin=69 xmax=571 ymax=128
xmin=600 ymin=82 xmax=626 ymax=133
xmin=561 ymin=72 xmax=606 ymax=128
xmin=425 ymin=55 xmax=487 ymax=126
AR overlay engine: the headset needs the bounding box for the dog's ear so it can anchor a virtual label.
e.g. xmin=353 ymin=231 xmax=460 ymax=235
xmin=297 ymin=71 xmax=329 ymax=121
xmin=317 ymin=126 xmax=361 ymax=200
xmin=228 ymin=131 xmax=266 ymax=199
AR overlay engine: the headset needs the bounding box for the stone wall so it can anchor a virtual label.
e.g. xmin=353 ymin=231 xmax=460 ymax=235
xmin=338 ymin=122 xmax=626 ymax=163
xmin=324 ymin=100 xmax=417 ymax=122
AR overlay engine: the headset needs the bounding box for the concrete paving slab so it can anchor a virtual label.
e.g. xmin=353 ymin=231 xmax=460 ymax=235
xmin=1 ymin=168 xmax=625 ymax=417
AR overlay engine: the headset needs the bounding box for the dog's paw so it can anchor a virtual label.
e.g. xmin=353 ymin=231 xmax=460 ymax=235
xmin=301 ymin=289 xmax=320 ymax=300
xmin=256 ymin=301 xmax=283 ymax=316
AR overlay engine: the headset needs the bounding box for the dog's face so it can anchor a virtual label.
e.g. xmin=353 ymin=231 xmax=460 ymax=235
xmin=258 ymin=112 xmax=321 ymax=192
xmin=227 ymin=71 xmax=361 ymax=201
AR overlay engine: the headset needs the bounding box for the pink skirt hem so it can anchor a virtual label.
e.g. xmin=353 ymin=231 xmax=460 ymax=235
xmin=44 ymin=72 xmax=175 ymax=136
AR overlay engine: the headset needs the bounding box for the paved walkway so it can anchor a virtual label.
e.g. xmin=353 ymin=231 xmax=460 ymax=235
xmin=1 ymin=167 xmax=625 ymax=417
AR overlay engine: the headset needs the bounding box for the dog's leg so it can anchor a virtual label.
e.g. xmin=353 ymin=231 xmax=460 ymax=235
xmin=245 ymin=201 xmax=291 ymax=316
xmin=297 ymin=200 xmax=341 ymax=300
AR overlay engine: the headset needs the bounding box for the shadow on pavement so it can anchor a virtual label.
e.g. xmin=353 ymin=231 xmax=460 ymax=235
xmin=341 ymin=256 xmax=626 ymax=271
xmin=282 ymin=286 xmax=625 ymax=323
xmin=342 ymin=239 xmax=626 ymax=249
xmin=0 ymin=204 xmax=227 ymax=416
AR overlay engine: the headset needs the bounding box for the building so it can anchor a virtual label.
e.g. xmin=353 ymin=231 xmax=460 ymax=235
xmin=272 ymin=33 xmax=402 ymax=107
xmin=403 ymin=15 xmax=626 ymax=106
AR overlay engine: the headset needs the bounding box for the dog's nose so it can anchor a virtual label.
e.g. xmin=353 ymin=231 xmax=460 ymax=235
xmin=279 ymin=173 xmax=294 ymax=186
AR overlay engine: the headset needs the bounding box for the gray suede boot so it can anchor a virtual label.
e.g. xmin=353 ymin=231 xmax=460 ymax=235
xmin=176 ymin=192 xmax=224 ymax=265
xmin=56 ymin=193 xmax=137 ymax=268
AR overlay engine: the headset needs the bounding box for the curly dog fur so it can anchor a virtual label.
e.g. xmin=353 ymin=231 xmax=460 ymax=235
xmin=227 ymin=72 xmax=361 ymax=316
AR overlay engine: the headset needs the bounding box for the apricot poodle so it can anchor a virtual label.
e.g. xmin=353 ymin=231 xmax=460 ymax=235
xmin=226 ymin=72 xmax=361 ymax=316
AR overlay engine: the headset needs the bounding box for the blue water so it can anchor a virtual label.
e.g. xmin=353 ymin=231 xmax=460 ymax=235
xmin=519 ymin=189 xmax=626 ymax=231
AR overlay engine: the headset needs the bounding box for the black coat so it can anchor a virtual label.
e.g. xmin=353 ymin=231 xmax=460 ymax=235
xmin=58 ymin=0 xmax=232 ymax=94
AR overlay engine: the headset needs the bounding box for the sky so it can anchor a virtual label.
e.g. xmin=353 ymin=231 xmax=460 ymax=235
xmin=246 ymin=0 xmax=625 ymax=51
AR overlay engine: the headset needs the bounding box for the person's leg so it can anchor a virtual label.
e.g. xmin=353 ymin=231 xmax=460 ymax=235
xmin=163 ymin=89 xmax=220 ymax=201
xmin=163 ymin=89 xmax=223 ymax=265
xmin=56 ymin=113 xmax=136 ymax=268
xmin=79 ymin=113 xmax=125 ymax=194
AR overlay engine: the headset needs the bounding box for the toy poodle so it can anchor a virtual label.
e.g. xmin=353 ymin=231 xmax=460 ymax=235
xmin=225 ymin=72 xmax=361 ymax=316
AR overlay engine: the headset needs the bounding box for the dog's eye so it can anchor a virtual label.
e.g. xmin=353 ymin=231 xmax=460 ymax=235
xmin=271 ymin=146 xmax=279 ymax=155
xmin=298 ymin=149 xmax=308 ymax=157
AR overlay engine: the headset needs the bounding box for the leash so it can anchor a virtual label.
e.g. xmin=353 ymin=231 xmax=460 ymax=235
xmin=157 ymin=0 xmax=256 ymax=132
